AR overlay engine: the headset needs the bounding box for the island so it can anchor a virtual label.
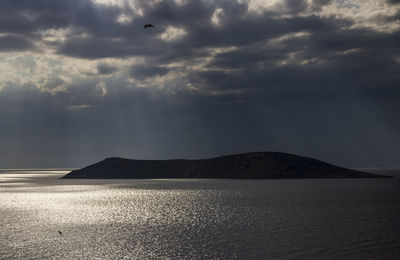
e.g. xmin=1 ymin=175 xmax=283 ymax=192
xmin=61 ymin=152 xmax=391 ymax=179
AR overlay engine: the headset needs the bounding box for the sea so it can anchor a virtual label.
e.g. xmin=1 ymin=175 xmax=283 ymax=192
xmin=1 ymin=169 xmax=399 ymax=259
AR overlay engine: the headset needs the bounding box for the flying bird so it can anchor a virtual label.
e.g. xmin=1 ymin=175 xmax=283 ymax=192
xmin=58 ymin=230 xmax=63 ymax=235
xmin=144 ymin=24 xmax=155 ymax=29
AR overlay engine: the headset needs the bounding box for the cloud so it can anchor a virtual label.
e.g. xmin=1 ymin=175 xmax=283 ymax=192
xmin=159 ymin=26 xmax=187 ymax=41
xmin=66 ymin=104 xmax=93 ymax=110
xmin=0 ymin=0 xmax=399 ymax=167
xmin=282 ymin=0 xmax=309 ymax=14
xmin=94 ymin=81 xmax=107 ymax=96
xmin=0 ymin=35 xmax=36 ymax=52
xmin=130 ymin=65 xmax=169 ymax=80
xmin=310 ymin=0 xmax=332 ymax=10
xmin=97 ymin=63 xmax=118 ymax=75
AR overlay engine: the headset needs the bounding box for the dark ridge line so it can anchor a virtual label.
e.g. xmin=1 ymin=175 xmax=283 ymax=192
xmin=62 ymin=152 xmax=392 ymax=179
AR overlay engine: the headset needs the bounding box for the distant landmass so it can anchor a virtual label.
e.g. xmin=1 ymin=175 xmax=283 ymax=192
xmin=62 ymin=152 xmax=391 ymax=179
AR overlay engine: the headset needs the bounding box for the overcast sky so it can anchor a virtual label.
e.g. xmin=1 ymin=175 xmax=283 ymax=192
xmin=0 ymin=0 xmax=399 ymax=168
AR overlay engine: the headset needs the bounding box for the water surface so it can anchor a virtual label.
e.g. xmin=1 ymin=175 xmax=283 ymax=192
xmin=1 ymin=170 xmax=399 ymax=259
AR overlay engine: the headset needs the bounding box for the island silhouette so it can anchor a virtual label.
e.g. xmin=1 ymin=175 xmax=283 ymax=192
xmin=62 ymin=152 xmax=391 ymax=179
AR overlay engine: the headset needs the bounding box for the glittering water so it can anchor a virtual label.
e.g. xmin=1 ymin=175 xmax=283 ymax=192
xmin=1 ymin=170 xmax=400 ymax=259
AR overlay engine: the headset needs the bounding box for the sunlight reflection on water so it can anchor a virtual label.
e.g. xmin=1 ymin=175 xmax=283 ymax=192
xmin=1 ymin=170 xmax=400 ymax=259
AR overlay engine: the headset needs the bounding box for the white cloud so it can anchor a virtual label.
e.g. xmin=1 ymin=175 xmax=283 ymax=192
xmin=239 ymin=0 xmax=399 ymax=32
xmin=160 ymin=26 xmax=187 ymax=42
xmin=174 ymin=0 xmax=188 ymax=6
xmin=211 ymin=7 xmax=224 ymax=26
xmin=95 ymin=81 xmax=108 ymax=96
xmin=66 ymin=104 xmax=93 ymax=110
xmin=116 ymin=14 xmax=133 ymax=24
xmin=319 ymin=0 xmax=400 ymax=32
xmin=239 ymin=0 xmax=281 ymax=14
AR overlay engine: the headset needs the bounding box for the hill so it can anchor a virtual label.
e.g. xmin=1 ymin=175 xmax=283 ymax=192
xmin=61 ymin=152 xmax=391 ymax=179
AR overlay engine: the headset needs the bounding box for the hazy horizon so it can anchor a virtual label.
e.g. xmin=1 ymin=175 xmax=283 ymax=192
xmin=1 ymin=154 xmax=400 ymax=170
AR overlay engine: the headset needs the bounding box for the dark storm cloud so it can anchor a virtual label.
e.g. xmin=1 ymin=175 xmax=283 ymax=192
xmin=0 ymin=0 xmax=122 ymax=55
xmin=278 ymin=0 xmax=333 ymax=13
xmin=204 ymin=22 xmax=399 ymax=94
xmin=0 ymin=0 xmax=90 ymax=31
xmin=0 ymin=0 xmax=397 ymax=63
xmin=97 ymin=63 xmax=118 ymax=75
xmin=310 ymin=0 xmax=332 ymax=10
xmin=0 ymin=35 xmax=36 ymax=51
xmin=0 ymin=0 xmax=387 ymax=63
xmin=58 ymin=36 xmax=164 ymax=59
xmin=0 ymin=14 xmax=37 ymax=34
xmin=55 ymin=1 xmax=334 ymax=60
xmin=282 ymin=0 xmax=309 ymax=14
xmin=130 ymin=65 xmax=169 ymax=80
xmin=0 ymin=0 xmax=399 ymax=167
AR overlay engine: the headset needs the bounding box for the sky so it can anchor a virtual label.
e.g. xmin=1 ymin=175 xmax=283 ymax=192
xmin=0 ymin=0 xmax=399 ymax=168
